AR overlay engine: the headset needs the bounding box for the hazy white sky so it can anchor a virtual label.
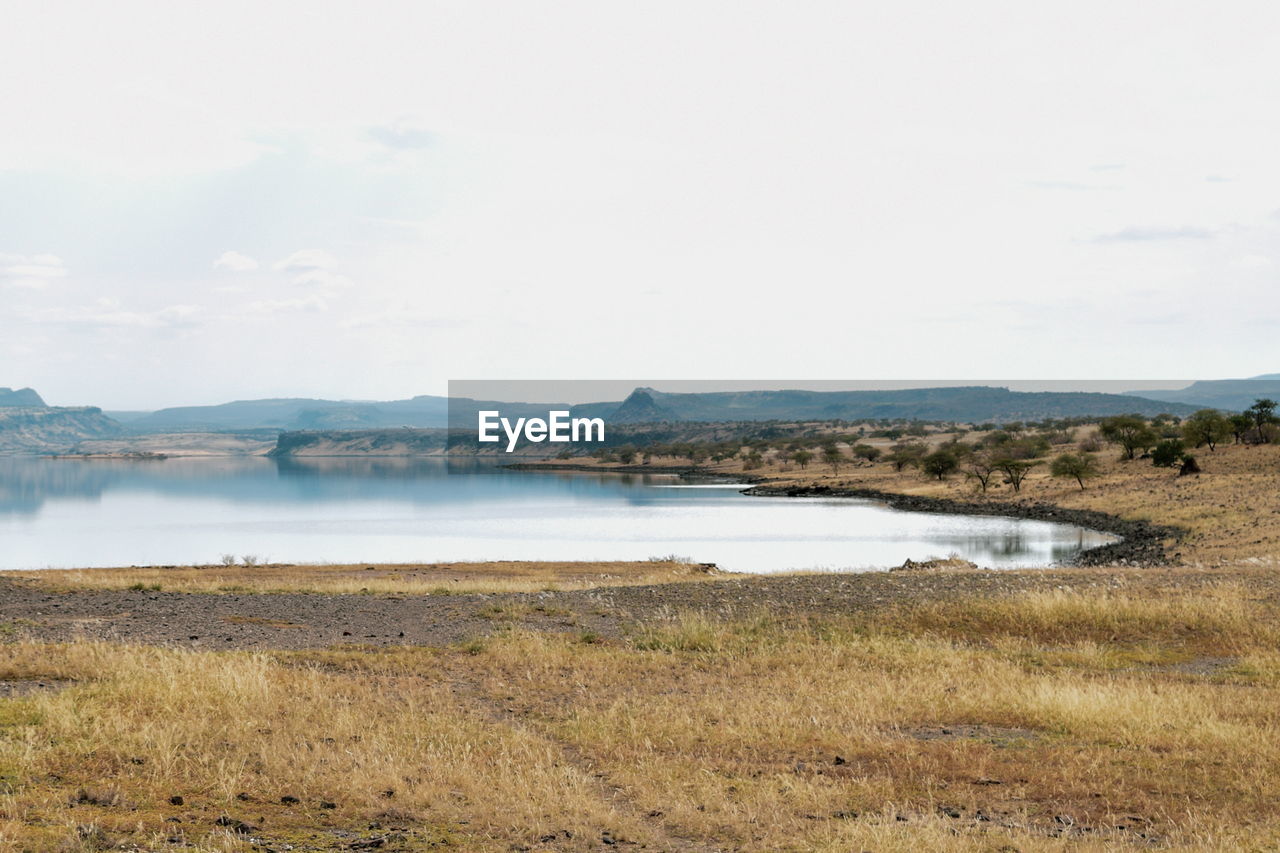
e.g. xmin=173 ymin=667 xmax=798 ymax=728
xmin=3 ymin=1 xmax=1279 ymax=408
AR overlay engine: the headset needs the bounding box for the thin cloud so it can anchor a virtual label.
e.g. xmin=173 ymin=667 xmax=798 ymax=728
xmin=245 ymin=295 xmax=329 ymax=314
xmin=274 ymin=249 xmax=338 ymax=272
xmin=291 ymin=270 xmax=353 ymax=289
xmin=368 ymin=119 xmax=434 ymax=150
xmin=28 ymin=302 xmax=205 ymax=329
xmin=1 ymin=253 xmax=67 ymax=289
xmin=273 ymin=250 xmax=351 ymax=288
xmin=213 ymin=250 xmax=259 ymax=272
xmin=1093 ymin=226 xmax=1215 ymax=243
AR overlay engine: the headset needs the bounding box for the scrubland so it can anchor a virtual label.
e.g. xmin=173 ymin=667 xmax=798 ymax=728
xmin=3 ymin=434 xmax=1280 ymax=849
xmin=3 ymin=580 xmax=1280 ymax=850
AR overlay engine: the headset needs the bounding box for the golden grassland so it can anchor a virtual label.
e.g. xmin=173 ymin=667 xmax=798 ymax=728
xmin=4 ymin=583 xmax=1280 ymax=850
xmin=1 ymin=561 xmax=720 ymax=597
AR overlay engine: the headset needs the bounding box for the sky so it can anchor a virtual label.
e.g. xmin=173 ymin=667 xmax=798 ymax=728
xmin=2 ymin=1 xmax=1280 ymax=409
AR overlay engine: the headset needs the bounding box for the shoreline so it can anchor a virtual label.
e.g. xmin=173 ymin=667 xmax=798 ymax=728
xmin=743 ymin=483 xmax=1183 ymax=567
xmin=502 ymin=461 xmax=1184 ymax=567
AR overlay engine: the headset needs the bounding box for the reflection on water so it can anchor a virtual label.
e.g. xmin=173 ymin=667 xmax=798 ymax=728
xmin=0 ymin=456 xmax=1117 ymax=572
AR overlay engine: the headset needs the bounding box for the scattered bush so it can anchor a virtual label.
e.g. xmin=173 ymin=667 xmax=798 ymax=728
xmin=1100 ymin=415 xmax=1158 ymax=460
xmin=1182 ymin=409 xmax=1230 ymax=451
xmin=850 ymin=444 xmax=881 ymax=462
xmin=1151 ymin=439 xmax=1186 ymax=468
xmin=1050 ymin=452 xmax=1100 ymax=490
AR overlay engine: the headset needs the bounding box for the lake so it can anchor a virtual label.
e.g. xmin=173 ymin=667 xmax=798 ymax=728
xmin=0 ymin=457 xmax=1117 ymax=572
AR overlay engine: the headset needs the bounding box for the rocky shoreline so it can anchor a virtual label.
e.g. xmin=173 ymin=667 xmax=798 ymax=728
xmin=743 ymin=484 xmax=1184 ymax=567
xmin=503 ymin=463 xmax=1185 ymax=566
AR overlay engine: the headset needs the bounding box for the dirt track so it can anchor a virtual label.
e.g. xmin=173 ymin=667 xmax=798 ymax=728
xmin=2 ymin=566 xmax=1272 ymax=651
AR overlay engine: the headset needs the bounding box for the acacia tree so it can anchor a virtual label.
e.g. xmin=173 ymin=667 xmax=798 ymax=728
xmin=921 ymin=449 xmax=959 ymax=481
xmin=792 ymin=449 xmax=813 ymax=469
xmin=822 ymin=444 xmax=844 ymax=474
xmin=1182 ymin=409 xmax=1230 ymax=451
xmin=964 ymin=452 xmax=999 ymax=494
xmin=1050 ymin=452 xmax=1100 ymax=490
xmin=1099 ymin=415 xmax=1158 ymax=460
xmin=851 ymin=444 xmax=882 ymax=463
xmin=1247 ymin=399 xmax=1278 ymax=443
xmin=995 ymin=458 xmax=1041 ymax=493
xmin=887 ymin=441 xmax=927 ymax=472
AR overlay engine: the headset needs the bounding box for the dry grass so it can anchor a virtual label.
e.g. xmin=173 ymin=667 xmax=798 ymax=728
xmin=4 ymin=584 xmax=1280 ymax=850
xmin=0 ymin=560 xmax=720 ymax=596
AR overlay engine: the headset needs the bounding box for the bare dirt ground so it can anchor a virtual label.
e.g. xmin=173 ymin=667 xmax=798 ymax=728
xmin=3 ymin=565 xmax=1275 ymax=651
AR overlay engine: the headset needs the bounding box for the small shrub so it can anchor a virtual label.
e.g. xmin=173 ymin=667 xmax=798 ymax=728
xmin=1077 ymin=435 xmax=1103 ymax=453
xmin=1151 ymin=439 xmax=1185 ymax=468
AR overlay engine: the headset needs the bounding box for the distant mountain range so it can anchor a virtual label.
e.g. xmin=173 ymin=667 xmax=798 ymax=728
xmin=115 ymin=395 xmax=451 ymax=431
xmin=1124 ymin=376 xmax=1280 ymax=411
xmin=7 ymin=378 xmax=1275 ymax=455
xmin=565 ymin=386 xmax=1198 ymax=424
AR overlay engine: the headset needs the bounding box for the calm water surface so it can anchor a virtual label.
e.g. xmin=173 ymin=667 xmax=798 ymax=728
xmin=0 ymin=457 xmax=1116 ymax=572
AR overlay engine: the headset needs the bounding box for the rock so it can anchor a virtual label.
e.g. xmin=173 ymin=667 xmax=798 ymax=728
xmin=892 ymin=557 xmax=981 ymax=572
xmin=214 ymin=815 xmax=258 ymax=834
xmin=281 ymin=794 xmax=300 ymax=805
xmin=169 ymin=795 xmax=185 ymax=806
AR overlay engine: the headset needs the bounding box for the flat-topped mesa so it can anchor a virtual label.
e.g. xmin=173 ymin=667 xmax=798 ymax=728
xmin=0 ymin=406 xmax=121 ymax=453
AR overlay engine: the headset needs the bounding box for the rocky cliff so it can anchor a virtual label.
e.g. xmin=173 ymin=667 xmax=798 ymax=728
xmin=0 ymin=407 xmax=122 ymax=454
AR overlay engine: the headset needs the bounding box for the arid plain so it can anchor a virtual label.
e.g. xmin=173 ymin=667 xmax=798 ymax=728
xmin=3 ymin=433 xmax=1280 ymax=851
